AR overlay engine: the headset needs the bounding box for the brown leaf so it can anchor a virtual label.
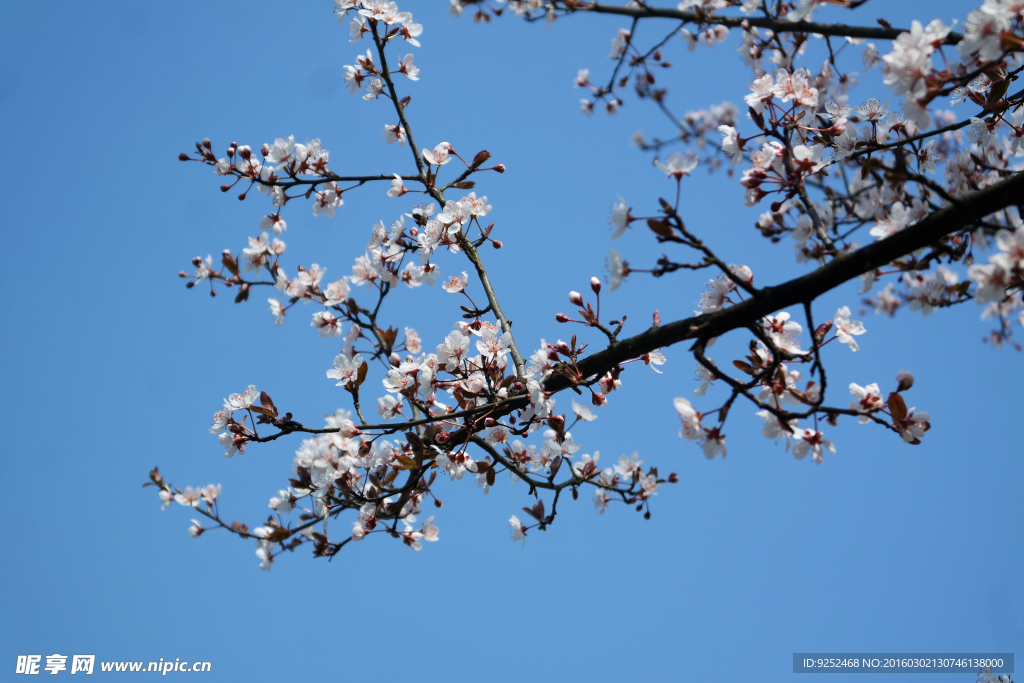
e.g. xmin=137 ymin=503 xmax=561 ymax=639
xmin=732 ymin=360 xmax=754 ymax=374
xmin=887 ymin=392 xmax=908 ymax=422
xmin=470 ymin=150 xmax=491 ymax=168
xmin=267 ymin=528 xmax=292 ymax=543
xmin=259 ymin=391 xmax=278 ymax=417
xmin=221 ymin=252 xmax=239 ymax=276
xmin=395 ymin=455 xmax=420 ymax=469
xmin=550 ymin=455 xmax=562 ymax=478
xmin=647 ymin=218 xmax=674 ymax=239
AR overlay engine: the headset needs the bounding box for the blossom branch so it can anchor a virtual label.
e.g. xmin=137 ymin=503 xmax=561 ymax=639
xmin=579 ymin=2 xmax=964 ymax=45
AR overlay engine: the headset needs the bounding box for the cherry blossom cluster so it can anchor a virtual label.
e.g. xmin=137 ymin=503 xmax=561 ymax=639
xmin=161 ymin=0 xmax=1024 ymax=567
xmin=160 ymin=0 xmax=699 ymax=567
xmin=550 ymin=0 xmax=1024 ymax=349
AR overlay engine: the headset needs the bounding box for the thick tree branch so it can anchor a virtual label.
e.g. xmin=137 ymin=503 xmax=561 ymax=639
xmin=545 ymin=171 xmax=1024 ymax=392
xmin=579 ymin=2 xmax=963 ymax=44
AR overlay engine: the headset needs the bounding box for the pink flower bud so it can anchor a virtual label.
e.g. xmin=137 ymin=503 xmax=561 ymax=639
xmin=492 ymin=240 xmax=502 ymax=249
xmin=548 ymin=415 xmax=565 ymax=430
xmin=178 ymin=271 xmax=189 ymax=278
xmin=389 ymin=353 xmax=401 ymax=367
xmin=484 ymin=418 xmax=497 ymax=427
xmin=178 ymin=153 xmax=189 ymax=161
xmin=590 ymin=277 xmax=601 ymax=294
xmin=556 ymin=313 xmax=570 ymax=323
xmin=434 ymin=498 xmax=443 ymax=508
xmin=261 ymin=143 xmax=270 ymax=157
xmin=896 ymin=370 xmax=914 ymax=392
xmin=202 ymin=138 xmax=212 ymax=150
xmin=238 ymin=145 xmax=251 ymax=160
xmin=668 ymin=472 xmax=679 ymax=483
xmin=568 ymin=291 xmax=584 ymax=306
xmin=493 ymin=163 xmax=506 ymax=173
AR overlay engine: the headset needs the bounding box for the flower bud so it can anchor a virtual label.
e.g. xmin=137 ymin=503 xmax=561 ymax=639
xmin=896 ymin=369 xmax=914 ymax=392
xmin=548 ymin=414 xmax=565 ymax=430
xmin=178 ymin=271 xmax=189 ymax=278
xmin=493 ymin=163 xmax=506 ymax=173
xmin=571 ymin=488 xmax=579 ymax=501
xmin=556 ymin=313 xmax=570 ymax=323
xmin=512 ymin=382 xmax=524 ymax=392
xmin=389 ymin=353 xmax=401 ymax=367
xmin=643 ymin=511 xmax=651 ymax=520
xmin=192 ymin=256 xmax=203 ymax=266
xmin=556 ymin=341 xmax=572 ymax=355
xmin=590 ymin=277 xmax=601 ymax=294
xmin=261 ymin=143 xmax=271 ymax=157
xmin=178 ymin=152 xmax=189 ymax=161
xmin=568 ymin=290 xmax=584 ymax=306
xmin=238 ymin=145 xmax=251 ymax=160
xmin=484 ymin=418 xmax=497 ymax=427
xmin=220 ymin=185 xmax=231 ymax=192
xmin=434 ymin=431 xmax=450 ymax=444
xmin=434 ymin=498 xmax=443 ymax=508
xmin=202 ymin=138 xmax=212 ymax=150
xmin=237 ymin=192 xmax=246 ymax=201
xmin=668 ymin=472 xmax=679 ymax=483
xmin=492 ymin=240 xmax=502 ymax=249
xmin=210 ymin=289 xmax=217 ymax=297
xmin=186 ymin=281 xmax=195 ymax=289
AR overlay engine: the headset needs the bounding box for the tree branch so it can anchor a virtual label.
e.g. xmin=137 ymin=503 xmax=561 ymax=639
xmin=545 ymin=171 xmax=1024 ymax=392
xmin=579 ymin=2 xmax=963 ymax=44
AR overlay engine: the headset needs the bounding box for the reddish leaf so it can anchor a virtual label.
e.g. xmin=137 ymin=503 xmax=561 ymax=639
xmin=887 ymin=392 xmax=908 ymax=422
xmin=732 ymin=360 xmax=754 ymax=374
xmin=395 ymin=455 xmax=419 ymax=470
xmin=221 ymin=252 xmax=239 ymax=276
xmin=259 ymin=391 xmax=278 ymax=417
xmin=647 ymin=218 xmax=674 ymax=239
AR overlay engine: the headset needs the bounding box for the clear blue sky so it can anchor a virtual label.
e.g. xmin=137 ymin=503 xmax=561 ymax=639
xmin=0 ymin=1 xmax=1019 ymax=681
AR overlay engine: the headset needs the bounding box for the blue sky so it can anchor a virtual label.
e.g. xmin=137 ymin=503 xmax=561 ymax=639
xmin=0 ymin=1 xmax=1020 ymax=681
